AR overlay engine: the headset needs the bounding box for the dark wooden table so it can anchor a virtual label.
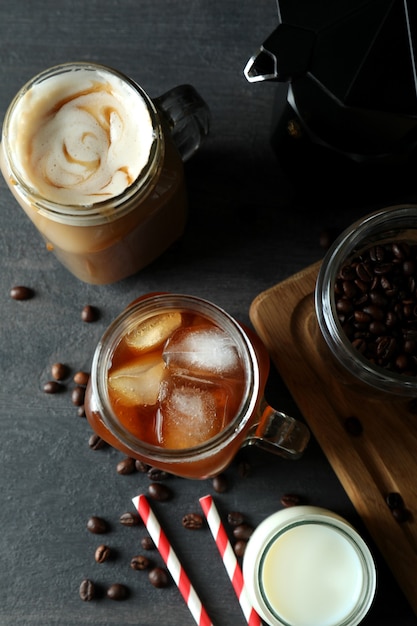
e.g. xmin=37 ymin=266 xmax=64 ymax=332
xmin=1 ymin=2 xmax=417 ymax=625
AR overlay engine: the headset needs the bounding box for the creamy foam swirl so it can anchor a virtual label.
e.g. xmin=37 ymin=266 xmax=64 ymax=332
xmin=8 ymin=67 xmax=154 ymax=205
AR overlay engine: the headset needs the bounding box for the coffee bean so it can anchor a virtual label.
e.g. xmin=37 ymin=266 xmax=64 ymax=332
xmin=233 ymin=523 xmax=254 ymax=540
xmin=234 ymin=539 xmax=247 ymax=558
xmin=148 ymin=567 xmax=169 ymax=588
xmin=182 ymin=513 xmax=204 ymax=530
xmin=212 ymin=473 xmax=228 ymax=493
xmin=280 ymin=493 xmax=301 ymax=507
xmin=147 ymin=467 xmax=169 ymax=481
xmin=51 ymin=362 xmax=69 ymax=381
xmin=106 ymin=583 xmax=129 ymax=600
xmin=79 ymin=579 xmax=95 ymax=601
xmin=88 ymin=434 xmax=107 ymax=450
xmin=386 ymin=492 xmax=404 ymax=510
xmin=73 ymin=370 xmax=90 ymax=386
xmin=95 ymin=544 xmax=111 ymax=563
xmin=43 ymin=380 xmax=64 ymax=394
xmin=392 ymin=507 xmax=410 ymax=523
xmin=71 ymin=385 xmax=85 ymax=406
xmin=130 ymin=554 xmax=150 ymax=571
xmin=119 ymin=512 xmax=141 ymax=527
xmin=141 ymin=535 xmax=155 ymax=550
xmin=227 ymin=511 xmax=245 ymax=527
xmin=135 ymin=460 xmax=151 ymax=473
xmin=148 ymin=482 xmax=172 ymax=501
xmin=343 ymin=416 xmax=363 ymax=436
xmin=237 ymin=459 xmax=251 ymax=478
xmin=116 ymin=457 xmax=136 ymax=475
xmin=87 ymin=516 xmax=108 ymax=534
xmin=81 ymin=305 xmax=99 ymax=323
xmin=77 ymin=405 xmax=86 ymax=417
xmin=10 ymin=285 xmax=34 ymax=300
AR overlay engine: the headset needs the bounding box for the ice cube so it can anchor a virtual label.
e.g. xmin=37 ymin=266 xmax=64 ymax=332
xmin=157 ymin=377 xmax=227 ymax=449
xmin=163 ymin=326 xmax=240 ymax=376
xmin=125 ymin=312 xmax=182 ymax=352
xmin=108 ymin=354 xmax=165 ymax=406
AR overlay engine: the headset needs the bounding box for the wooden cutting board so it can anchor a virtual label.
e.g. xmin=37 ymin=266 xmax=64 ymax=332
xmin=250 ymin=262 xmax=417 ymax=616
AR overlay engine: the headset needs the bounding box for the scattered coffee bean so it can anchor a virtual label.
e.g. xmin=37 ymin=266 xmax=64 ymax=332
xmin=141 ymin=535 xmax=155 ymax=550
xmin=81 ymin=304 xmax=99 ymax=322
xmin=280 ymin=493 xmax=301 ymax=508
xmin=43 ymin=380 xmax=64 ymax=394
xmin=51 ymin=362 xmax=70 ymax=381
xmin=10 ymin=285 xmax=34 ymax=300
xmin=106 ymin=583 xmax=129 ymax=600
xmin=386 ymin=492 xmax=404 ymax=510
xmin=88 ymin=433 xmax=107 ymax=450
xmin=87 ymin=516 xmax=108 ymax=534
xmin=212 ymin=473 xmax=228 ymax=493
xmin=95 ymin=544 xmax=111 ymax=563
xmin=343 ymin=416 xmax=363 ymax=436
xmin=77 ymin=405 xmax=86 ymax=418
xmin=147 ymin=467 xmax=169 ymax=481
xmin=227 ymin=511 xmax=245 ymax=527
xmin=71 ymin=385 xmax=86 ymax=406
xmin=233 ymin=523 xmax=254 ymax=541
xmin=148 ymin=567 xmax=169 ymax=588
xmin=237 ymin=459 xmax=251 ymax=478
xmin=79 ymin=578 xmax=95 ymax=601
xmin=392 ymin=507 xmax=410 ymax=523
xmin=130 ymin=554 xmax=151 ymax=571
xmin=116 ymin=456 xmax=136 ymax=475
xmin=73 ymin=370 xmax=90 ymax=386
xmin=135 ymin=460 xmax=150 ymax=473
xmin=148 ymin=482 xmax=172 ymax=501
xmin=182 ymin=513 xmax=204 ymax=530
xmin=119 ymin=512 xmax=141 ymax=527
xmin=234 ymin=539 xmax=247 ymax=558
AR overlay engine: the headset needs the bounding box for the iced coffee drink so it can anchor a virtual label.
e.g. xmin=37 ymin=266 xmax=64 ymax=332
xmin=0 ymin=63 xmax=188 ymax=284
xmin=85 ymin=294 xmax=310 ymax=479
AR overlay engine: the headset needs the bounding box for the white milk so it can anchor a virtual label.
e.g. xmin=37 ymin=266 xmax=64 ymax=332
xmin=243 ymin=506 xmax=376 ymax=626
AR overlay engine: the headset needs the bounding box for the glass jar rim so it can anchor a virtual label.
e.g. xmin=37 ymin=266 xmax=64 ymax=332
xmin=1 ymin=61 xmax=163 ymax=225
xmin=90 ymin=294 xmax=260 ymax=464
xmin=315 ymin=204 xmax=417 ymax=395
xmin=243 ymin=506 xmax=376 ymax=626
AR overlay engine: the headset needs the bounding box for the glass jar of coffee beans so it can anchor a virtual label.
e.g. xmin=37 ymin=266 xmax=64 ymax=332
xmin=315 ymin=205 xmax=417 ymax=397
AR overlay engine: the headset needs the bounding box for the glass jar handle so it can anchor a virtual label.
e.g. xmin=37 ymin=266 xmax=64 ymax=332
xmin=245 ymin=401 xmax=310 ymax=459
xmin=153 ymin=85 xmax=210 ymax=162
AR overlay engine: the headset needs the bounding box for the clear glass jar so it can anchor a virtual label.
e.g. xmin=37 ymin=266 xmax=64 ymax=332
xmin=85 ymin=293 xmax=310 ymax=479
xmin=243 ymin=506 xmax=376 ymax=626
xmin=315 ymin=204 xmax=417 ymax=397
xmin=0 ymin=62 xmax=209 ymax=284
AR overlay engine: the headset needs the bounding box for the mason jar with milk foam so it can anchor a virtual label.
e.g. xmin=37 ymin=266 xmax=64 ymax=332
xmin=0 ymin=62 xmax=210 ymax=284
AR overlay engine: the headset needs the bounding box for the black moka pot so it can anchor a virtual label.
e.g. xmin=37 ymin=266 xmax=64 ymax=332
xmin=245 ymin=0 xmax=417 ymax=207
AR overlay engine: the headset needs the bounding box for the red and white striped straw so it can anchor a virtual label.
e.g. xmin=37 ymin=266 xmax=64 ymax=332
xmin=133 ymin=494 xmax=213 ymax=626
xmin=199 ymin=495 xmax=262 ymax=626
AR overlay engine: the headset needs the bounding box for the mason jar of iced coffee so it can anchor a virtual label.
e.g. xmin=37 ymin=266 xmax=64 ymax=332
xmin=0 ymin=62 xmax=209 ymax=284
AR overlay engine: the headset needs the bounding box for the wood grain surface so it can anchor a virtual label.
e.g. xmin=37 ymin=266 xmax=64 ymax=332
xmin=250 ymin=262 xmax=417 ymax=617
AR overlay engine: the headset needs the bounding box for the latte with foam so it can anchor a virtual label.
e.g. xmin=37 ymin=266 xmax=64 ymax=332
xmin=0 ymin=63 xmax=201 ymax=284
xmin=6 ymin=66 xmax=154 ymax=206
